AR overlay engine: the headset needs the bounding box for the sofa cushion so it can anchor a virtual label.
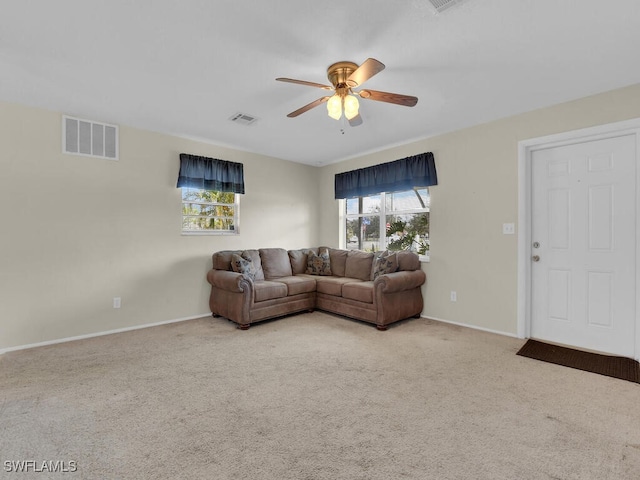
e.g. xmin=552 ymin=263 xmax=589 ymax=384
xmin=231 ymin=253 xmax=257 ymax=280
xmin=325 ymin=248 xmax=347 ymax=277
xmin=306 ymin=248 xmax=332 ymax=276
xmin=260 ymin=248 xmax=293 ymax=279
xmin=241 ymin=249 xmax=265 ymax=281
xmin=253 ymin=281 xmax=288 ymax=302
xmin=212 ymin=250 xmax=241 ymax=271
xmin=315 ymin=276 xmax=361 ymax=296
xmin=371 ymin=251 xmax=398 ymax=280
xmin=345 ymin=250 xmax=374 ymax=281
xmin=397 ymin=250 xmax=421 ymax=271
xmin=289 ymin=248 xmax=317 ymax=274
xmin=274 ymin=276 xmax=317 ymax=296
xmin=342 ymin=281 xmax=374 ymax=303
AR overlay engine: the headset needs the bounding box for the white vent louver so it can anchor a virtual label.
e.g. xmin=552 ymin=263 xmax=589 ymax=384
xmin=427 ymin=0 xmax=468 ymax=13
xmin=228 ymin=112 xmax=258 ymax=126
xmin=63 ymin=115 xmax=118 ymax=160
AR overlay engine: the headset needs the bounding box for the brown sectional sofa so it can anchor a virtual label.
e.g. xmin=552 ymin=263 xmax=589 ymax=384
xmin=206 ymin=247 xmax=426 ymax=330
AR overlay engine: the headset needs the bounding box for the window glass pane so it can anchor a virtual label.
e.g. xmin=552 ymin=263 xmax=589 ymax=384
xmin=216 ymin=205 xmax=235 ymax=217
xmin=206 ymin=206 xmax=235 ymax=217
xmin=361 ymin=216 xmax=380 ymax=252
xmin=416 ymin=188 xmax=429 ymax=207
xmin=385 ymin=188 xmax=430 ymax=211
xmin=362 ymin=195 xmax=381 ymax=214
xmin=386 ymin=212 xmax=429 ymax=254
xmin=182 ymin=188 xmax=236 ymax=203
xmin=346 ymin=195 xmax=381 ymax=215
xmin=346 ymin=218 xmax=362 ymax=250
xmin=182 ymin=217 xmax=235 ymax=231
xmin=217 ymin=192 xmax=236 ymax=203
xmin=182 ymin=203 xmax=195 ymax=216
xmin=196 ymin=205 xmax=215 ymax=216
xmin=346 ymin=198 xmax=359 ymax=215
xmin=182 ymin=188 xmax=203 ymax=202
xmin=183 ymin=204 xmax=235 ymax=216
xmin=345 ymin=215 xmax=381 ymax=252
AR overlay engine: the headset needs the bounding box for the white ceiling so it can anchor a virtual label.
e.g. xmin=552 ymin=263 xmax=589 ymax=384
xmin=2 ymin=0 xmax=640 ymax=166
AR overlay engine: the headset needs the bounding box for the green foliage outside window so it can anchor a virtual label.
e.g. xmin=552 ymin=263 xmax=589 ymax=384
xmin=386 ymin=213 xmax=429 ymax=254
xmin=182 ymin=188 xmax=238 ymax=232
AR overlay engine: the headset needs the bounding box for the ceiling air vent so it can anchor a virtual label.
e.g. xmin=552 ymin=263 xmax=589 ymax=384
xmin=228 ymin=112 xmax=258 ymax=126
xmin=427 ymin=0 xmax=468 ymax=14
xmin=63 ymin=115 xmax=118 ymax=160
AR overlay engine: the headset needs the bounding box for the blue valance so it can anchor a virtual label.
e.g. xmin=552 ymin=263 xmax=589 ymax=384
xmin=177 ymin=153 xmax=245 ymax=194
xmin=334 ymin=152 xmax=437 ymax=199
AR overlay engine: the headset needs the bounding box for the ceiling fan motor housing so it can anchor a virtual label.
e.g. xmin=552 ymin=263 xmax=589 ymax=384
xmin=327 ymin=61 xmax=359 ymax=88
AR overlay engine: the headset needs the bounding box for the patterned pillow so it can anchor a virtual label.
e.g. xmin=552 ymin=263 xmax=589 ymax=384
xmin=306 ymin=248 xmax=332 ymax=276
xmin=231 ymin=252 xmax=257 ymax=280
xmin=372 ymin=251 xmax=398 ymax=280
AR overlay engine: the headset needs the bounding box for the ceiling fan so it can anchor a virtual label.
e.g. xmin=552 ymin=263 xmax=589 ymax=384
xmin=276 ymin=58 xmax=418 ymax=126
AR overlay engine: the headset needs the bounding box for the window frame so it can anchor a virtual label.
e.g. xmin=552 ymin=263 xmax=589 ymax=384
xmin=343 ymin=188 xmax=430 ymax=260
xmin=181 ymin=187 xmax=240 ymax=236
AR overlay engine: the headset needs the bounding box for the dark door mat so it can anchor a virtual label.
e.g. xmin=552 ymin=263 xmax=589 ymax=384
xmin=517 ymin=339 xmax=640 ymax=384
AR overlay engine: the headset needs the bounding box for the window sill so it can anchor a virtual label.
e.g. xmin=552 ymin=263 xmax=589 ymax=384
xmin=181 ymin=231 xmax=238 ymax=236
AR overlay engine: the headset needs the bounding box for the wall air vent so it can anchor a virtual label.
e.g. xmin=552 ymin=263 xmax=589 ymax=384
xmin=427 ymin=0 xmax=468 ymax=14
xmin=228 ymin=112 xmax=258 ymax=126
xmin=63 ymin=115 xmax=118 ymax=160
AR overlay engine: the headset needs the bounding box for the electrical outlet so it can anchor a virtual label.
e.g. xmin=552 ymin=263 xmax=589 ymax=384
xmin=113 ymin=297 xmax=121 ymax=309
xmin=450 ymin=291 xmax=457 ymax=302
xmin=503 ymin=223 xmax=516 ymax=235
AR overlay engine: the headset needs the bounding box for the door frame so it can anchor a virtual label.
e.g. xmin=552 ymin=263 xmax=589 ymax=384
xmin=517 ymin=118 xmax=640 ymax=360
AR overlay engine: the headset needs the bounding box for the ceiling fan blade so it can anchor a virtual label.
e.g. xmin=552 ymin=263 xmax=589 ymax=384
xmin=287 ymin=96 xmax=331 ymax=117
xmin=358 ymin=89 xmax=418 ymax=107
xmin=347 ymin=58 xmax=385 ymax=87
xmin=276 ymin=77 xmax=333 ymax=90
xmin=348 ymin=114 xmax=363 ymax=127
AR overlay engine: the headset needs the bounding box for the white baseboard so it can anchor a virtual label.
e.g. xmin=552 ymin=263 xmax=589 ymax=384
xmin=421 ymin=315 xmax=520 ymax=339
xmin=0 ymin=313 xmax=211 ymax=355
xmin=2 ymin=313 xmax=519 ymax=355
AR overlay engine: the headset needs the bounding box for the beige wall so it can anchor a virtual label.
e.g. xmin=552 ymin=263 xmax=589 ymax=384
xmin=319 ymin=83 xmax=640 ymax=336
xmin=3 ymin=83 xmax=640 ymax=350
xmin=0 ymin=101 xmax=319 ymax=350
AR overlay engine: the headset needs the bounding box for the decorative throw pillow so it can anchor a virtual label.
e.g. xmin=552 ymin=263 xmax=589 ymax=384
xmin=231 ymin=252 xmax=256 ymax=280
xmin=372 ymin=251 xmax=398 ymax=280
xmin=306 ymin=248 xmax=332 ymax=276
xmin=370 ymin=250 xmax=386 ymax=280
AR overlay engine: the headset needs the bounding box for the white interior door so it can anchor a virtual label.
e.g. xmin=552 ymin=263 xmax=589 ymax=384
xmin=531 ymin=134 xmax=637 ymax=357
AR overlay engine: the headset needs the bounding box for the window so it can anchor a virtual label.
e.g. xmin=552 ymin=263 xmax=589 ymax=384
xmin=181 ymin=187 xmax=239 ymax=234
xmin=345 ymin=188 xmax=430 ymax=257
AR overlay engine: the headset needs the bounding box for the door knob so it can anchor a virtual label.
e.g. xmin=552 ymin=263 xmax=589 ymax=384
xmin=532 ymin=255 xmax=540 ymax=262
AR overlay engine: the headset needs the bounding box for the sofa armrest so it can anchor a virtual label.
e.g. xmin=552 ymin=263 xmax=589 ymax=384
xmin=374 ymin=270 xmax=426 ymax=294
xmin=206 ymin=269 xmax=252 ymax=293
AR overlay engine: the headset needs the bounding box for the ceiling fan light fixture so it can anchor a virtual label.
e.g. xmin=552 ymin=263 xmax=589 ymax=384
xmin=277 ymin=57 xmax=417 ymax=123
xmin=344 ymin=94 xmax=359 ymax=120
xmin=327 ymin=94 xmax=342 ymax=120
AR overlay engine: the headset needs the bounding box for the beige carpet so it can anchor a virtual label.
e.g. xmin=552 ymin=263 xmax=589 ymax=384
xmin=1 ymin=312 xmax=639 ymax=480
